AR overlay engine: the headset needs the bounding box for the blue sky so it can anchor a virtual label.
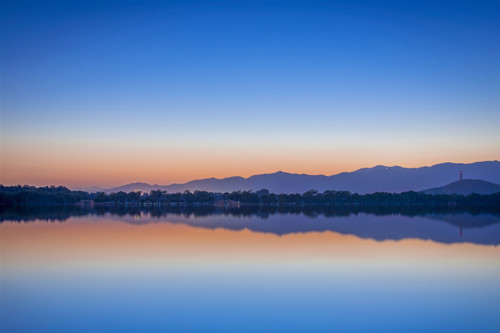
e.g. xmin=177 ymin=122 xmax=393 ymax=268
xmin=1 ymin=0 xmax=499 ymax=186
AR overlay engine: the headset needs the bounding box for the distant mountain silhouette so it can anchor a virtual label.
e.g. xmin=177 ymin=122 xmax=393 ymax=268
xmin=104 ymin=182 xmax=164 ymax=193
xmin=422 ymin=179 xmax=500 ymax=195
xmin=83 ymin=160 xmax=500 ymax=194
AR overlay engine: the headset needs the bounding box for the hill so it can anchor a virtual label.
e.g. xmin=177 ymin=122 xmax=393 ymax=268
xmin=422 ymin=179 xmax=500 ymax=195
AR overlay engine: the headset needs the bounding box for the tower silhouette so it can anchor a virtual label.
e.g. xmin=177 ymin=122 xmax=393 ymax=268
xmin=460 ymin=170 xmax=463 ymax=181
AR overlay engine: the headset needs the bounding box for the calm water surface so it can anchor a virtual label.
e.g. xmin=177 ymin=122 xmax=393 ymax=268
xmin=1 ymin=208 xmax=499 ymax=332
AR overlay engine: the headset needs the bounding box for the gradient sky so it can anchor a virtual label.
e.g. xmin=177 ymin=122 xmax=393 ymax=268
xmin=1 ymin=0 xmax=499 ymax=187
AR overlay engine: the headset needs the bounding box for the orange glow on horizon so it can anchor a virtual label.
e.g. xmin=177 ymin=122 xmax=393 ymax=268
xmin=1 ymin=139 xmax=498 ymax=188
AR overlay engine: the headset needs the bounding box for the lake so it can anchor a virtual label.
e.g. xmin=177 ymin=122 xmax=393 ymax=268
xmin=1 ymin=207 xmax=499 ymax=332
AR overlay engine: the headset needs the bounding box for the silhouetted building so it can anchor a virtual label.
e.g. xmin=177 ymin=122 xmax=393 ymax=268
xmin=214 ymin=199 xmax=240 ymax=207
xmin=460 ymin=170 xmax=463 ymax=181
xmin=75 ymin=200 xmax=94 ymax=208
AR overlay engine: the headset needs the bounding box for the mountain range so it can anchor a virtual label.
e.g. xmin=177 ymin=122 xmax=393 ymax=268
xmin=76 ymin=160 xmax=500 ymax=194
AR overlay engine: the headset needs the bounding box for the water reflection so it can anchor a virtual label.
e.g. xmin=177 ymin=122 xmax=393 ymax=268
xmin=1 ymin=206 xmax=500 ymax=245
xmin=1 ymin=207 xmax=499 ymax=332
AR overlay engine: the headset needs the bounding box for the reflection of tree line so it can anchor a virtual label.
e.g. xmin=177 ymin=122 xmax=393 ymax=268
xmin=2 ymin=185 xmax=500 ymax=208
xmin=2 ymin=205 xmax=500 ymax=229
xmin=0 ymin=205 xmax=86 ymax=223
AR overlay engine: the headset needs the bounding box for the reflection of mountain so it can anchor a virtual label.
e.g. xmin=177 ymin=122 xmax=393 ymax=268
xmin=2 ymin=206 xmax=500 ymax=246
xmin=422 ymin=179 xmax=500 ymax=195
xmin=129 ymin=212 xmax=500 ymax=246
xmin=80 ymin=160 xmax=500 ymax=194
xmin=425 ymin=213 xmax=500 ymax=228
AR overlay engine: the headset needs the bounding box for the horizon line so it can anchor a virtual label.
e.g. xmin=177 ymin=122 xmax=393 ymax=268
xmin=2 ymin=159 xmax=498 ymax=190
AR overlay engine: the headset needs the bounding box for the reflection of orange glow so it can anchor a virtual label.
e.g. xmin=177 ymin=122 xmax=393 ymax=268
xmin=1 ymin=218 xmax=499 ymax=273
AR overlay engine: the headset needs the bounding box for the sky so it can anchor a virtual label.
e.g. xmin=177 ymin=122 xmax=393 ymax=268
xmin=1 ymin=0 xmax=499 ymax=187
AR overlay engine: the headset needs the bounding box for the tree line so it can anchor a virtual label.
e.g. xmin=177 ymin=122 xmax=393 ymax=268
xmin=1 ymin=185 xmax=500 ymax=208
